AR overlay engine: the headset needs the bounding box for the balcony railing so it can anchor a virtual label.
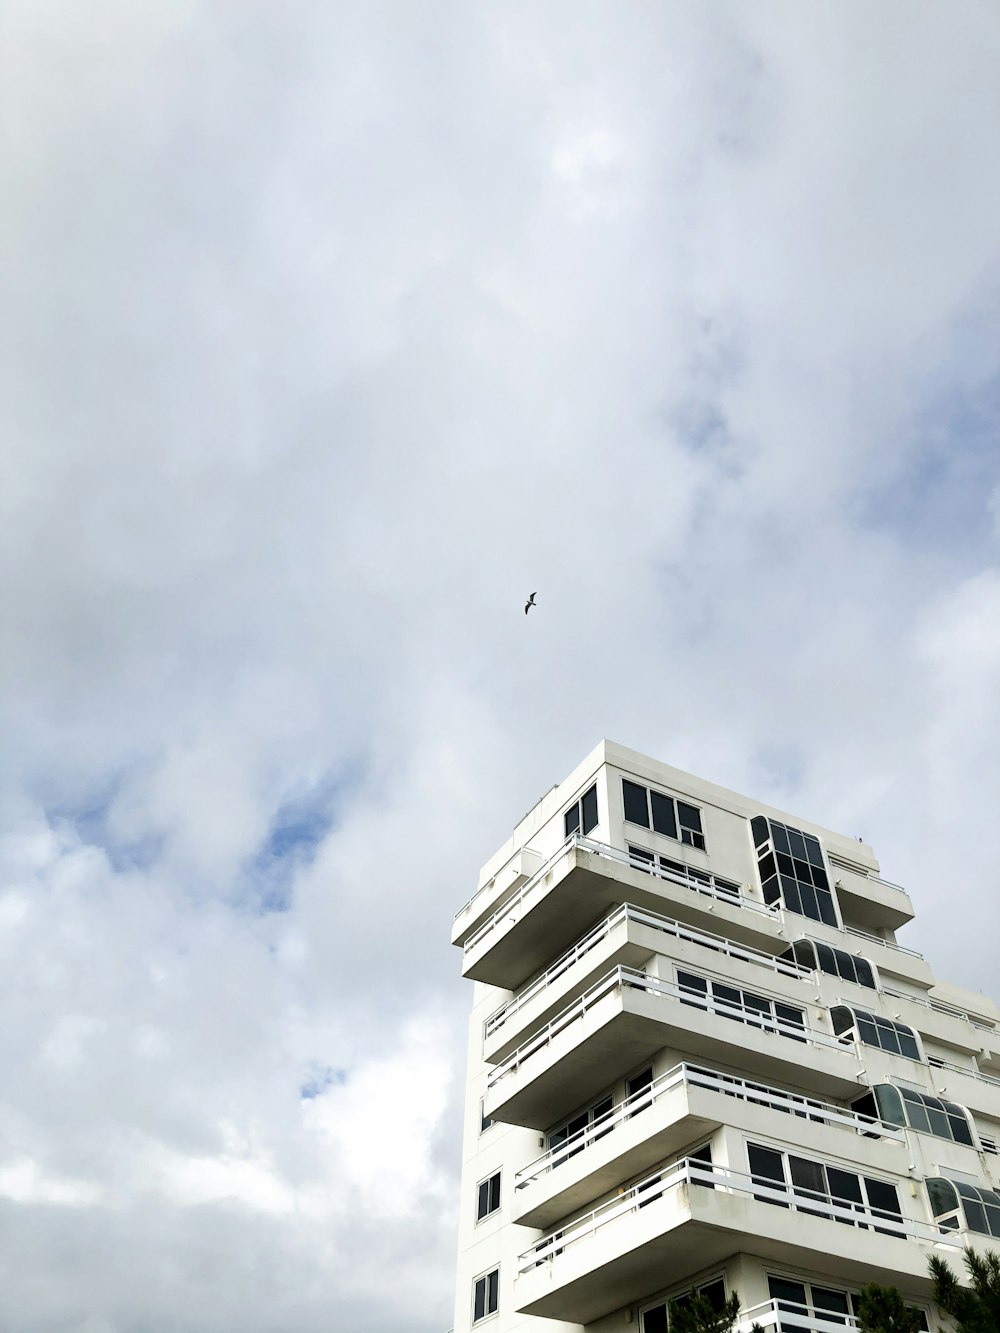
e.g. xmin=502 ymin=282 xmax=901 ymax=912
xmin=487 ymin=966 xmax=845 ymax=1090
xmin=737 ymin=1298 xmax=865 ymax=1333
xmin=464 ymin=834 xmax=771 ymax=955
xmin=514 ymin=1061 xmax=903 ymax=1189
xmin=485 ymin=905 xmax=811 ymax=1040
xmin=882 ymin=984 xmax=982 ymax=1024
xmin=517 ymin=1156 xmax=962 ymax=1273
xmin=844 ymin=925 xmax=923 ymax=959
xmin=928 ymin=1055 xmax=1000 ymax=1089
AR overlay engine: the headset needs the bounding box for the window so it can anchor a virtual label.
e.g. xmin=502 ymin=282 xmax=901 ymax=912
xmin=642 ymin=1276 xmax=727 ymax=1332
xmin=479 ymin=1098 xmax=494 ymax=1134
xmin=564 ymin=783 xmax=599 ymax=838
xmin=472 ymin=1268 xmax=499 ymax=1322
xmin=748 ymin=1142 xmax=902 ymax=1234
xmin=476 ymin=1171 xmax=501 ymax=1221
xmin=852 ymin=1085 xmax=975 ymax=1147
xmin=927 ymin=1177 xmax=1000 ymax=1239
xmin=678 ymin=969 xmax=806 ymax=1042
xmin=767 ymin=1275 xmax=856 ymax=1329
xmin=831 ymin=1006 xmax=921 ymax=1061
xmin=623 ymin=779 xmax=706 ymax=850
xmin=781 ymin=939 xmax=876 ymax=990
xmin=628 ymin=847 xmax=739 ymax=900
xmin=751 ymin=815 xmax=838 ymax=927
xmin=547 ymin=1093 xmax=614 ymax=1161
xmin=626 ymin=1067 xmax=654 ymax=1116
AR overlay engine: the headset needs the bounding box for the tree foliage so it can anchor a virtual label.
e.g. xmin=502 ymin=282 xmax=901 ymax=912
xmin=856 ymin=1282 xmax=926 ymax=1333
xmin=930 ymin=1248 xmax=1000 ymax=1333
xmin=668 ymin=1292 xmax=762 ymax=1333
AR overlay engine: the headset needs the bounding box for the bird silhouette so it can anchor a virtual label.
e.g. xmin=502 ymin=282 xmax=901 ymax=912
xmin=524 ymin=592 xmax=537 ymax=615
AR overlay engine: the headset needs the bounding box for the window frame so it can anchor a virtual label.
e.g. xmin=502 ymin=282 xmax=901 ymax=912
xmin=640 ymin=1273 xmax=728 ymax=1333
xmin=479 ymin=1097 xmax=494 ymax=1135
xmin=472 ymin=1266 xmax=499 ymax=1324
xmin=564 ymin=782 xmax=599 ymax=839
xmin=475 ymin=1170 xmax=501 ymax=1223
xmin=752 ymin=815 xmax=840 ymax=928
xmin=622 ymin=778 xmax=706 ymax=851
xmin=831 ymin=1006 xmax=922 ymax=1062
xmin=747 ymin=1140 xmax=903 ymax=1233
xmin=676 ymin=967 xmax=806 ymax=1043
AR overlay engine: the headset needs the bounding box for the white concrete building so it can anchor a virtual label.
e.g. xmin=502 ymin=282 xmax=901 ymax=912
xmin=450 ymin=740 xmax=1000 ymax=1333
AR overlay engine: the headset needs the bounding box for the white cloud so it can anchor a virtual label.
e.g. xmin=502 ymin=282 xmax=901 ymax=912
xmin=2 ymin=1 xmax=1000 ymax=1329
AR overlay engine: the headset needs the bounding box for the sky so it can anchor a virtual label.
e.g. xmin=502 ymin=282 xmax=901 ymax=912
xmin=3 ymin=3 xmax=1000 ymax=1330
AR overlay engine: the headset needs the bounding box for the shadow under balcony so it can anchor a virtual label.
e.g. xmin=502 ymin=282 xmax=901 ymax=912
xmin=482 ymin=967 xmax=864 ymax=1131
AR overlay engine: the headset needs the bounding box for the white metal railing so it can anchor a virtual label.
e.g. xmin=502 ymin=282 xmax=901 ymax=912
xmin=981 ymin=1134 xmax=999 ymax=1155
xmin=485 ymin=905 xmax=811 ymax=1039
xmin=928 ymin=1056 xmax=1000 ymax=1090
xmin=513 ymin=1061 xmax=902 ymax=1188
xmin=517 ymin=1156 xmax=963 ymax=1272
xmin=882 ymin=984 xmax=992 ymax=1028
xmin=844 ymin=924 xmax=924 ymax=959
xmin=463 ymin=834 xmax=771 ymax=955
xmin=487 ymin=966 xmax=846 ymax=1090
xmin=738 ymin=1298 xmax=864 ymax=1333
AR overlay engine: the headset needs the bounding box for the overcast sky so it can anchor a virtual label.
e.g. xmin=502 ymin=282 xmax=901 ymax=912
xmin=4 ymin=3 xmax=1000 ymax=1330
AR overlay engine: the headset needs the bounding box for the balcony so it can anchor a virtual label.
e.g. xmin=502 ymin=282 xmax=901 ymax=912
xmin=461 ymin=835 xmax=781 ymax=991
xmin=514 ymin=1157 xmax=962 ymax=1325
xmin=881 ymin=985 xmax=998 ymax=1059
xmin=483 ymin=967 xmax=863 ymax=1129
xmin=829 ymin=862 xmax=914 ymax=935
xmin=512 ymin=1061 xmax=904 ymax=1229
xmin=483 ymin=903 xmax=812 ymax=1065
xmin=451 ymin=845 xmax=544 ymax=946
xmin=927 ymin=1057 xmax=1000 ymax=1121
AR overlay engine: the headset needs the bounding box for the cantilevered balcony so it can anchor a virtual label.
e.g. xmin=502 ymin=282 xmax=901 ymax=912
xmin=462 ymin=835 xmax=782 ymax=991
xmin=927 ymin=1057 xmax=1000 ymax=1121
xmin=827 ymin=860 xmax=915 ymax=935
xmin=483 ymin=966 xmax=863 ymax=1129
xmin=483 ymin=904 xmax=812 ymax=1065
xmin=512 ymin=1061 xmax=905 ymax=1229
xmin=513 ymin=1156 xmax=962 ymax=1326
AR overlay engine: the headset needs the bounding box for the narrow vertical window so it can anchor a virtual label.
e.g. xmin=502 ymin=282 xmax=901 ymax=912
xmin=473 ymin=1268 xmax=499 ymax=1322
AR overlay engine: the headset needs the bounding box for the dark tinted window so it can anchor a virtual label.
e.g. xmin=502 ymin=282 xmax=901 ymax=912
xmin=477 ymin=1172 xmax=501 ymax=1220
xmin=752 ymin=816 xmax=837 ymax=925
xmin=473 ymin=1269 xmax=499 ymax=1321
xmin=581 ymin=784 xmax=598 ymax=834
xmin=623 ymin=780 xmax=650 ymax=826
xmin=650 ymin=790 xmax=677 ymax=838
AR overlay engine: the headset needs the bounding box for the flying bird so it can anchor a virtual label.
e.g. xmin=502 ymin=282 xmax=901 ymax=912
xmin=524 ymin=592 xmax=537 ymax=615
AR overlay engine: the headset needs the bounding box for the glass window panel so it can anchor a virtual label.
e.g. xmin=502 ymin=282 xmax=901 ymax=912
xmin=805 ymin=834 xmax=825 ymax=867
xmin=949 ymin=1113 xmax=974 ymax=1147
xmin=827 ymin=1168 xmax=864 ymax=1204
xmin=964 ymin=1198 xmax=989 ymax=1235
xmin=792 ymin=857 xmax=812 ymax=883
xmin=714 ymin=983 xmax=742 ymax=1016
xmin=927 ymin=1104 xmax=951 ymax=1138
xmin=490 ymin=1174 xmax=501 ymax=1210
xmin=797 ymin=881 xmax=820 ymax=922
xmin=781 ymin=877 xmax=803 ymax=914
xmin=831 ymin=1006 xmax=854 ymax=1036
xmin=897 ymin=1030 xmax=920 ymax=1061
xmin=768 ymin=1277 xmax=807 ymax=1311
xmin=751 ymin=816 xmax=770 ymax=848
xmin=474 ymin=1279 xmax=486 ymax=1322
xmin=984 ymin=1203 xmax=1000 ymax=1238
xmin=776 ymin=1002 xmax=805 ymax=1032
xmin=855 ymin=958 xmax=876 ymax=989
xmin=581 ymin=784 xmax=598 ymax=834
xmin=812 ymin=1288 xmax=851 ymax=1320
xmin=815 ymin=941 xmax=836 ymax=974
xmin=857 ymin=1017 xmax=879 ymax=1048
xmin=927 ymin=1178 xmax=959 ymax=1220
xmin=700 ymin=1280 xmax=727 ymax=1312
xmin=788 ymin=828 xmax=808 ymax=860
xmin=564 ymin=804 xmax=581 ymax=837
xmin=864 ymin=1178 xmax=901 ymax=1219
xmin=629 ymin=846 xmax=655 ymax=870
xmin=642 ymin=1304 xmax=668 ymax=1333
xmin=623 ymin=780 xmax=650 ymax=827
xmin=762 ymin=875 xmax=781 ymax=905
xmin=478 ymin=1180 xmax=490 ymax=1218
xmin=660 ymin=857 xmax=685 ymax=875
xmin=716 ymin=876 xmax=740 ymax=898
xmin=771 ymin=823 xmax=790 ymax=854
xmin=902 ymin=1093 xmax=931 ymax=1134
xmin=650 ymin=791 xmax=677 ymax=838
xmin=677 ymin=801 xmax=703 ymax=833
xmin=777 ymin=851 xmax=795 ymax=877
xmin=748 ymin=1144 xmax=785 ymax=1183
xmin=812 ymin=864 xmax=830 ymax=891
xmin=817 ymin=889 xmax=839 ymax=926
xmin=790 ymin=1156 xmax=825 ymax=1195
xmin=759 ymin=851 xmax=777 ymax=882
xmin=873 ymin=1084 xmax=905 ymax=1126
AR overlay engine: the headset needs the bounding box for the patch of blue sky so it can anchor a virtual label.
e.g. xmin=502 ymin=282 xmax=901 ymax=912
xmin=46 ymin=769 xmax=165 ymax=873
xmin=241 ymin=759 xmax=365 ymax=915
xmin=858 ymin=366 xmax=1000 ymax=562
xmin=300 ymin=1065 xmax=347 ymax=1100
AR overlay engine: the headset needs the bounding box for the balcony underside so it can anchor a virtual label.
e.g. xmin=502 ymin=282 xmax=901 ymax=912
xmin=832 ymin=868 xmax=914 ymax=934
xmin=484 ymin=984 xmax=863 ymax=1130
xmin=464 ymin=845 xmax=780 ymax=991
xmin=514 ymin=1184 xmax=949 ymax=1326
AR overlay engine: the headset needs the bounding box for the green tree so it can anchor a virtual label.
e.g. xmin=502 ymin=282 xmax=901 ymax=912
xmin=930 ymin=1248 xmax=1000 ymax=1333
xmin=668 ymin=1291 xmax=762 ymax=1333
xmin=856 ymin=1282 xmax=925 ymax=1333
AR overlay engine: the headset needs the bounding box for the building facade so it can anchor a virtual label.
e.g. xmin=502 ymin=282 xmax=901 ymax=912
xmin=450 ymin=741 xmax=1000 ymax=1333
